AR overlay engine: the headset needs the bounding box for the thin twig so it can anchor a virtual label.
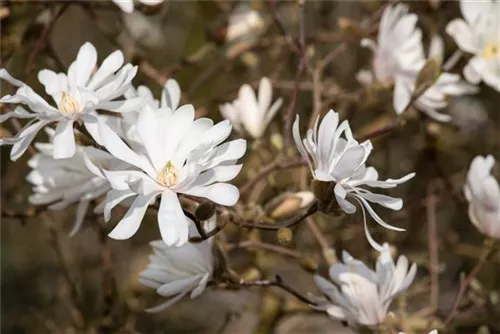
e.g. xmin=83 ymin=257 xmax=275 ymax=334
xmin=444 ymin=239 xmax=497 ymax=325
xmin=228 ymin=240 xmax=302 ymax=259
xmin=426 ymin=182 xmax=439 ymax=314
xmin=237 ymin=201 xmax=318 ymax=231
xmin=240 ymin=274 xmax=316 ymax=305
xmin=305 ymin=217 xmax=336 ymax=264
xmin=240 ymin=158 xmax=305 ymax=195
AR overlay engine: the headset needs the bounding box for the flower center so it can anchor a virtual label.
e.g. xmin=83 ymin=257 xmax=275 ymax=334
xmin=482 ymin=41 xmax=500 ymax=59
xmin=59 ymin=92 xmax=81 ymax=116
xmin=157 ymin=161 xmax=178 ymax=187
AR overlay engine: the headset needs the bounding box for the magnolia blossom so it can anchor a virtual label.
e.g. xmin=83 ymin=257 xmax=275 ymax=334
xmin=139 ymin=216 xmax=214 ymax=312
xmin=220 ymin=77 xmax=283 ymax=139
xmin=293 ymin=110 xmax=415 ymax=250
xmin=86 ymin=99 xmax=246 ymax=246
xmin=310 ymin=244 xmax=417 ymax=328
xmin=464 ymin=155 xmax=500 ymax=239
xmin=359 ymin=4 xmax=424 ymax=86
xmin=393 ymin=35 xmax=479 ymax=122
xmin=226 ymin=5 xmax=265 ymax=43
xmin=112 ymin=0 xmax=163 ymax=13
xmin=27 ymin=130 xmax=123 ymax=235
xmin=116 ymin=79 xmax=181 ymax=149
xmin=446 ymin=0 xmax=500 ymax=91
xmin=0 ymin=42 xmax=142 ymax=160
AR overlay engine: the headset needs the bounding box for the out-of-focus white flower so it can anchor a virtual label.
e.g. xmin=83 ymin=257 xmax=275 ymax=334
xmin=220 ymin=77 xmax=283 ymax=139
xmin=112 ymin=0 xmax=163 ymax=13
xmin=226 ymin=5 xmax=265 ymax=43
xmin=359 ymin=4 xmax=424 ymax=86
xmin=27 ymin=130 xmax=124 ymax=236
xmin=293 ymin=110 xmax=415 ymax=250
xmin=464 ymin=155 xmax=500 ymax=239
xmin=393 ymin=35 xmax=479 ymax=122
xmin=399 ymin=331 xmax=438 ymax=334
xmin=446 ymin=0 xmax=500 ymax=91
xmin=310 ymin=244 xmax=417 ymax=328
xmin=139 ymin=216 xmax=214 ymax=312
xmin=0 ymin=42 xmax=141 ymax=160
xmin=86 ymin=96 xmax=246 ymax=246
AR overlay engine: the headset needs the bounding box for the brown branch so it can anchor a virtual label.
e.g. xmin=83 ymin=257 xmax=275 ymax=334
xmin=426 ymin=182 xmax=439 ymax=314
xmin=240 ymin=274 xmax=316 ymax=305
xmin=228 ymin=240 xmax=302 ymax=259
xmin=240 ymin=158 xmax=306 ymax=195
xmin=237 ymin=201 xmax=318 ymax=231
xmin=444 ymin=239 xmax=497 ymax=325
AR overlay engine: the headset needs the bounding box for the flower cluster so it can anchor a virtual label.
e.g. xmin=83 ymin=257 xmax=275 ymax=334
xmin=360 ymin=3 xmax=479 ymax=121
xmin=1 ymin=1 xmax=498 ymax=330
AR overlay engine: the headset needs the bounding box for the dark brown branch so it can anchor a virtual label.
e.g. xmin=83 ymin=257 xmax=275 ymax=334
xmin=237 ymin=201 xmax=318 ymax=231
xmin=240 ymin=274 xmax=316 ymax=305
xmin=444 ymin=240 xmax=497 ymax=325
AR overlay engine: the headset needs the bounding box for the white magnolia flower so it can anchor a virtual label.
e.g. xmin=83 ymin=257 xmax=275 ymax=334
xmin=27 ymin=130 xmax=123 ymax=236
xmin=464 ymin=155 xmax=500 ymax=239
xmin=310 ymin=244 xmax=417 ymax=328
xmin=226 ymin=5 xmax=265 ymax=43
xmin=0 ymin=42 xmax=142 ymax=160
xmin=393 ymin=35 xmax=479 ymax=122
xmin=446 ymin=0 xmax=500 ymax=91
xmin=293 ymin=110 xmax=415 ymax=250
xmin=139 ymin=216 xmax=214 ymax=312
xmin=86 ymin=100 xmax=246 ymax=246
xmin=359 ymin=4 xmax=424 ymax=86
xmin=118 ymin=78 xmax=181 ymax=149
xmin=112 ymin=0 xmax=163 ymax=13
xmin=220 ymin=77 xmax=283 ymax=139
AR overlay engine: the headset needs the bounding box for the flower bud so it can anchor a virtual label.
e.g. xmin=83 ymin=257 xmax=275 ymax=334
xmin=267 ymin=191 xmax=315 ymax=220
xmin=277 ymin=227 xmax=292 ymax=245
xmin=312 ymin=180 xmax=335 ymax=203
xmin=195 ymin=200 xmax=217 ymax=221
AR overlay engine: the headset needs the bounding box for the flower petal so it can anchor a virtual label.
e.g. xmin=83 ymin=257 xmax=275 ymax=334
xmin=53 ymin=120 xmax=76 ymax=159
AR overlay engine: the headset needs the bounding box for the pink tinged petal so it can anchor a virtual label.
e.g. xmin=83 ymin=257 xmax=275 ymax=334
xmin=73 ymin=42 xmax=98 ymax=86
xmin=97 ymin=97 xmax=145 ymax=113
xmin=10 ymin=120 xmax=50 ymax=161
xmin=69 ymin=199 xmax=90 ymax=236
xmin=102 ymin=189 xmax=136 ymax=222
xmin=53 ymin=120 xmax=76 ymax=159
xmin=87 ymin=50 xmax=125 ymax=90
xmin=108 ymin=192 xmax=157 ymax=240
xmin=186 ymin=183 xmax=240 ymax=206
xmin=161 ymin=79 xmax=181 ymax=110
xmin=98 ymin=121 xmax=156 ymax=177
xmin=292 ymin=115 xmax=313 ymax=173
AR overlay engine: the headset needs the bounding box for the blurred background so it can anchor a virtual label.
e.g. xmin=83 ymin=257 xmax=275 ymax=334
xmin=1 ymin=0 xmax=499 ymax=333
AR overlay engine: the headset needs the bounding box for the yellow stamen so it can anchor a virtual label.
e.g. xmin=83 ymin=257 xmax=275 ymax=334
xmin=59 ymin=92 xmax=81 ymax=116
xmin=157 ymin=161 xmax=178 ymax=187
xmin=482 ymin=41 xmax=500 ymax=59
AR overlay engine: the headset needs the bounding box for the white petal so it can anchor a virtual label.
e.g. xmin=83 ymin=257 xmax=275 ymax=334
xmin=393 ymin=77 xmax=412 ymax=115
xmin=108 ymin=193 xmax=157 ymax=240
xmin=161 ymin=79 xmax=181 ymax=110
xmin=97 ymin=98 xmax=145 ymax=113
xmin=53 ymin=120 xmax=76 ymax=159
xmin=144 ymin=289 xmax=189 ymax=313
xmin=10 ymin=120 xmax=50 ymax=161
xmin=69 ymin=199 xmax=90 ymax=236
xmin=88 ymin=50 xmax=125 ymax=89
xmin=113 ymin=0 xmax=134 ymax=12
xmin=185 ymin=183 xmax=240 ymax=206
xmin=445 ymin=19 xmax=477 ymax=54
xmin=73 ymin=42 xmax=97 ymax=86
xmin=102 ymin=189 xmax=136 ymax=222
xmin=158 ymin=191 xmax=189 ymax=246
